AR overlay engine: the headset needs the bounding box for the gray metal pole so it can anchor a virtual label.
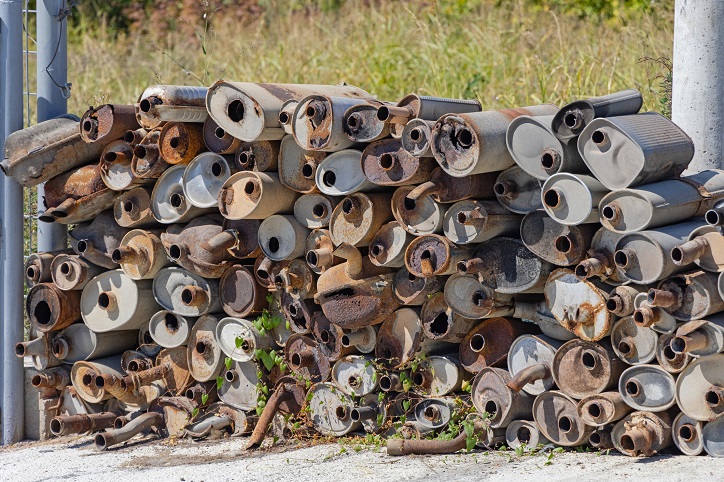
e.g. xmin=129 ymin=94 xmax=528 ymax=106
xmin=673 ymin=0 xmax=724 ymax=174
xmin=36 ymin=0 xmax=68 ymax=251
xmin=0 ymin=0 xmax=27 ymax=445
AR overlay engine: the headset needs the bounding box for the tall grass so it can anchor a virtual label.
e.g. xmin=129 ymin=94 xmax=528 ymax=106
xmin=65 ymin=0 xmax=673 ymax=114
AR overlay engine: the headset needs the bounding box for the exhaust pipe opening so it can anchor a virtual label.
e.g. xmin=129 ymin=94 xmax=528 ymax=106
xmin=195 ymin=341 xmax=209 ymax=354
xmin=670 ymin=337 xmax=687 ymax=354
xmin=342 ymin=199 xmax=355 ymax=215
xmin=278 ymin=111 xmax=290 ymax=125
xmin=376 ymin=106 xmax=391 ymax=122
xmin=456 ymin=128 xmax=474 ymax=148
xmin=33 ymin=301 xmax=52 ymax=326
xmin=76 ymin=240 xmax=89 ymax=253
xmin=164 ymin=313 xmax=179 ymax=333
xmin=139 ymin=99 xmax=152 ymax=113
xmin=581 ymin=351 xmax=597 ymax=370
xmin=591 ymin=130 xmax=607 ymax=145
xmin=306 ymin=251 xmax=319 ymax=267
xmin=31 ymin=374 xmax=43 ymax=387
xmin=335 ymin=406 xmax=348 ymax=420
xmin=410 ymin=128 xmax=422 ymax=142
xmin=558 ymin=416 xmax=573 ymax=433
xmin=243 ymin=180 xmax=257 ymax=196
xmin=225 ymin=370 xmax=237 ymax=382
xmin=302 ymin=163 xmax=315 ymax=179
xmin=564 ymin=113 xmax=580 ymax=128
xmin=705 ymin=389 xmax=722 ymax=408
xmin=587 ymin=403 xmax=602 ymax=419
xmin=49 ymin=418 xmax=63 ymax=435
xmin=168 ymin=245 xmax=182 ymax=260
xmin=59 ymin=262 xmax=72 ymax=275
xmin=470 ymin=334 xmax=486 ymax=352
xmin=614 ymin=250 xmax=630 ymax=268
xmin=104 ymin=152 xmax=118 ymax=163
xmin=625 ymin=379 xmax=641 ymax=397
xmin=340 ymin=334 xmax=352 ymax=347
xmin=81 ymin=373 xmax=94 ymax=387
xmin=238 ymin=151 xmax=253 ymax=168
xmin=379 ymin=376 xmax=392 ymax=391
xmin=348 ymin=375 xmax=361 ymax=388
xmin=306 ymin=105 xmax=317 ymax=118
xmin=268 ymin=237 xmax=280 ymax=253
xmin=322 ymin=171 xmax=336 ymax=187
xmin=663 ymin=345 xmax=677 ymax=361
xmin=589 ymin=431 xmax=602 ymax=445
xmin=211 ymin=161 xmax=224 ymax=177
xmin=94 ymin=376 xmax=106 ymax=389
xmin=319 ymin=330 xmax=331 ymax=344
xmin=403 ymin=197 xmax=416 ymax=211
xmin=671 ymin=247 xmax=684 ymax=263
xmin=429 ymin=313 xmax=450 ymax=337
xmin=412 ymin=372 xmax=425 ymax=386
xmin=541 ymin=152 xmax=555 ymax=169
xmin=423 ymin=405 xmax=440 ymax=421
xmin=618 ymin=340 xmax=633 ymax=356
xmin=170 ymin=192 xmax=184 ymax=208
xmin=214 ymin=127 xmax=226 ymax=139
xmin=26 ymin=266 xmax=38 ymax=280
xmin=124 ymin=131 xmax=136 ymax=143
xmin=127 ymin=360 xmax=141 ymax=372
xmin=606 ymin=297 xmax=621 ymax=312
xmin=111 ymin=249 xmax=123 ymax=263
xmin=82 ymin=120 xmax=93 ymax=132
xmin=543 ymin=189 xmax=561 ymax=208
xmin=493 ymin=181 xmax=512 ymax=197
xmin=705 ymin=210 xmax=721 ymax=226
xmin=517 ymin=426 xmax=531 ymax=444
xmin=554 ymin=235 xmax=572 ymax=253
xmin=15 ymin=343 xmax=26 ymax=357
xmin=346 ymin=113 xmax=359 ymax=128
xmin=312 ymin=203 xmax=327 ymax=218
xmin=483 ymin=400 xmax=498 ymax=416
xmin=370 ymin=244 xmax=383 ymax=258
xmin=601 ymin=205 xmax=616 ymax=220
xmin=134 ymin=145 xmax=148 ymax=159
xmin=169 ymin=137 xmax=181 ymax=149
xmin=679 ymin=424 xmax=696 ymax=442
xmin=227 ymin=100 xmax=245 ymax=122
xmin=123 ymin=200 xmax=136 ymax=213
xmin=379 ymin=153 xmax=395 ymax=170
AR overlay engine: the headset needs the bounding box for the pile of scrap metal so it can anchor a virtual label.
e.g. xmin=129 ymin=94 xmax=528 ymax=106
xmin=5 ymin=84 xmax=723 ymax=457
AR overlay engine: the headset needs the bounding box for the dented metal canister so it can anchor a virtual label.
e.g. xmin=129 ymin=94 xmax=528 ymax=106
xmin=431 ymin=105 xmax=558 ymax=177
xmin=541 ymin=172 xmax=608 ymax=225
xmin=39 ymin=163 xmax=119 ymax=224
xmin=551 ymin=89 xmax=642 ymax=140
xmin=114 ymin=186 xmax=157 ymax=228
xmin=506 ymin=115 xmax=586 ymax=180
xmin=619 ymin=364 xmax=676 ymax=412
xmin=113 ymin=229 xmax=170 ymax=280
xmin=151 ymin=164 xmax=211 ymax=224
xmin=285 ymin=335 xmax=330 ymax=383
xmin=533 ymin=390 xmax=594 ymax=446
xmin=312 ymin=312 xmax=356 ymax=361
xmin=611 ymin=409 xmax=675 ymax=457
xmin=1 ymin=115 xmax=106 ymax=187
xmin=206 ymin=81 xmax=373 ymax=141
xmin=361 ymin=138 xmax=437 ymax=186
xmin=137 ymin=85 xmax=208 ymax=127
xmin=81 ymin=270 xmax=160 ymax=332
xmin=672 ymin=225 xmax=724 ymax=273
xmin=599 ymin=170 xmax=724 ymax=234
xmin=51 ymin=254 xmax=106 ymax=290
xmin=152 ymin=266 xmax=221 ymax=317
xmin=219 ymin=171 xmax=300 ymax=219
xmin=578 ymin=112 xmax=693 ymax=190
xmin=26 ymin=283 xmax=81 ymax=332
xmin=459 ymin=318 xmax=535 ymax=373
xmin=552 ymin=339 xmax=626 ymax=399
xmin=80 ymin=104 xmax=140 ymax=144
xmin=331 ymin=192 xmax=393 ymax=246
xmin=461 ymin=237 xmax=550 ymax=294
xmin=182 ymin=152 xmax=236 ymax=208
xmin=520 ymin=210 xmax=597 ymax=266
xmin=614 ymin=220 xmax=708 ymax=285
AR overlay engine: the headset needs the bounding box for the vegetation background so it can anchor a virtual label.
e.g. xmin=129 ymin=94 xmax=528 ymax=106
xmin=57 ymin=0 xmax=674 ymax=117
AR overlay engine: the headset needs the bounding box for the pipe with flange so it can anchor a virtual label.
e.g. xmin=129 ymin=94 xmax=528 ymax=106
xmin=305 ymin=229 xmax=338 ymax=274
xmin=15 ymin=333 xmax=62 ymax=370
xmin=152 ymin=266 xmax=221 ymax=317
xmin=161 ymin=214 xmax=235 ymax=278
xmin=671 ymin=225 xmax=724 ymax=273
xmin=643 ymin=270 xmax=724 ymax=322
xmin=113 ymin=229 xmax=170 ymax=280
xmin=94 ymin=411 xmax=165 ymax=451
xmin=611 ymin=409 xmax=676 ymax=457
xmin=391 ymin=186 xmax=445 ymax=237
xmin=52 ymin=323 xmax=137 ymax=364
xmin=672 ymin=412 xmax=705 ymax=456
xmin=507 ymin=334 xmax=562 ymax=396
xmin=131 ymin=129 xmax=167 ymax=179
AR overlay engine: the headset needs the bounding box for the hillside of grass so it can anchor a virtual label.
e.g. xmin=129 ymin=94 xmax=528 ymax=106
xmin=63 ymin=0 xmax=674 ymax=116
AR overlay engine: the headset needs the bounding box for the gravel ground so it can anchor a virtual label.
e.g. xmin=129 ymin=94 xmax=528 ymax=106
xmin=0 ymin=435 xmax=720 ymax=482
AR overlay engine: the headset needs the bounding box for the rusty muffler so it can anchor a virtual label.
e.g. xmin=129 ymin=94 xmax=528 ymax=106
xmin=552 ymin=339 xmax=626 ymax=399
xmin=114 ymin=229 xmax=170 ymax=280
xmin=611 ymin=409 xmax=675 ymax=457
xmin=114 ymin=186 xmax=157 ymax=228
xmin=551 ymin=89 xmax=642 ymax=140
xmin=26 ymin=283 xmax=81 ymax=332
xmin=361 ymin=138 xmax=437 ymax=186
xmin=520 ymin=210 xmax=597 ymax=266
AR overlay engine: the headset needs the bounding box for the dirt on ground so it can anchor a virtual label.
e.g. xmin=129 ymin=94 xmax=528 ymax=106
xmin=0 ymin=435 xmax=720 ymax=482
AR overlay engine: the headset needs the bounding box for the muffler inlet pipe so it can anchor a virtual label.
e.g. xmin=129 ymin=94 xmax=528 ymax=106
xmin=94 ymin=411 xmax=164 ymax=451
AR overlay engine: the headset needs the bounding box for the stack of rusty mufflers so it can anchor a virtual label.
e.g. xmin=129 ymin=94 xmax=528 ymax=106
xmin=3 ymin=83 xmax=723 ymax=458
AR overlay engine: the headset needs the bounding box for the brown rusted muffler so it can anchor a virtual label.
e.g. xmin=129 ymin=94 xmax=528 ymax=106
xmin=26 ymin=283 xmax=81 ymax=332
xmin=235 ymin=140 xmax=280 ymax=172
xmin=393 ymin=267 xmax=444 ymax=306
xmin=161 ymin=214 xmax=234 ymax=278
xmin=50 ymin=412 xmax=119 ymax=437
xmin=520 ymin=210 xmax=597 ymax=266
xmin=642 ymin=270 xmax=724 ymax=322
xmin=459 ymin=318 xmax=537 ymax=373
xmin=471 ymin=367 xmax=537 ymax=428
xmin=80 ymin=104 xmax=139 ymax=144
xmin=577 ymin=392 xmax=634 ymax=426
xmin=114 ymin=187 xmax=157 ymax=228
xmin=344 ymin=101 xmax=391 ymax=143
xmin=405 ymin=234 xmax=474 ymax=277
xmin=552 ymin=339 xmax=626 ymax=399
xmin=612 ymin=410 xmax=675 ymax=457
xmin=113 ymin=229 xmax=170 ymax=280
xmin=406 ymin=167 xmax=497 ymax=204
xmin=25 ymin=249 xmax=73 ymax=288
xmin=131 ymin=129 xmax=168 ymax=180
xmin=51 ymin=254 xmax=105 ymax=291
xmin=1 ymin=115 xmax=106 ymax=187
xmin=158 ymin=122 xmax=204 ymax=165
xmin=361 ymin=138 xmax=437 ymax=186
xmin=314 ymin=243 xmax=398 ymax=329
xmin=39 ymin=163 xmax=119 ymax=224
xmin=330 ymin=192 xmax=393 ymax=246
xmin=305 ymin=228 xmax=338 ymax=274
